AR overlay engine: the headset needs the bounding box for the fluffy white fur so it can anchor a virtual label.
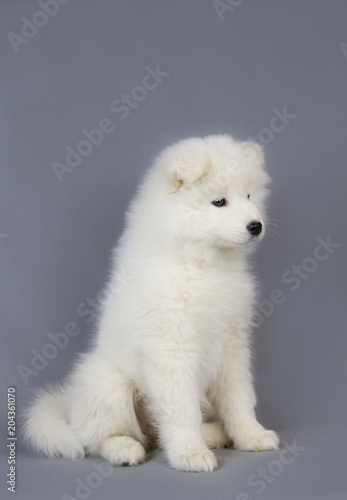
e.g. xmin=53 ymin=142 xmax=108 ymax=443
xmin=23 ymin=135 xmax=279 ymax=472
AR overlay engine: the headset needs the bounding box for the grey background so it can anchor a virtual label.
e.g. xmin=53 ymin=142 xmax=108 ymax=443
xmin=1 ymin=0 xmax=347 ymax=498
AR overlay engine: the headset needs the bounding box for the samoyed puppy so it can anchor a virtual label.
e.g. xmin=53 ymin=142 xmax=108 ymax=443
xmin=24 ymin=135 xmax=279 ymax=472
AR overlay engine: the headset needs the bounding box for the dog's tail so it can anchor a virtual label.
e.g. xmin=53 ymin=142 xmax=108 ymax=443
xmin=22 ymin=385 xmax=85 ymax=459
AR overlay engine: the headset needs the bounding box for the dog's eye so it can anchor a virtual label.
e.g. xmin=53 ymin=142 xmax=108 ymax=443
xmin=212 ymin=198 xmax=226 ymax=207
xmin=247 ymin=194 xmax=250 ymax=200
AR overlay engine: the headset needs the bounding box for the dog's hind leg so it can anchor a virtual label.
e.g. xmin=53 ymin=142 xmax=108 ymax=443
xmin=201 ymin=422 xmax=232 ymax=449
xmin=99 ymin=435 xmax=146 ymax=466
xmin=67 ymin=353 xmax=147 ymax=466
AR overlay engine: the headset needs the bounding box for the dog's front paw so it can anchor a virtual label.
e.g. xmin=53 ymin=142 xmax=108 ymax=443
xmin=234 ymin=428 xmax=279 ymax=452
xmin=169 ymin=448 xmax=217 ymax=472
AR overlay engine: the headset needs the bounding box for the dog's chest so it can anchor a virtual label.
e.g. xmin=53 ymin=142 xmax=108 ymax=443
xmin=180 ymin=263 xmax=253 ymax=335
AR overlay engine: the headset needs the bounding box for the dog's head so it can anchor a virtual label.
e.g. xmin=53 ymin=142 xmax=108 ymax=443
xmin=142 ymin=135 xmax=270 ymax=256
xmin=152 ymin=135 xmax=271 ymax=252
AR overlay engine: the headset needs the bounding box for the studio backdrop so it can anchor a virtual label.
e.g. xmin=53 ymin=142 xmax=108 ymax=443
xmin=1 ymin=1 xmax=346 ymax=499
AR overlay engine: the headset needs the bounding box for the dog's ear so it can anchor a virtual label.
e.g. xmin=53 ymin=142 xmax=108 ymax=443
xmin=172 ymin=153 xmax=210 ymax=186
xmin=239 ymin=141 xmax=265 ymax=168
xmin=158 ymin=140 xmax=211 ymax=190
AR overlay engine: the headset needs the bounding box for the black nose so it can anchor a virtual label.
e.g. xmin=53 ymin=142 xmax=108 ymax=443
xmin=247 ymin=221 xmax=262 ymax=236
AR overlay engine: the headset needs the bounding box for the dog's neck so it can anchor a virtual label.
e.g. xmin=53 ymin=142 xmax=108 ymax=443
xmin=174 ymin=238 xmax=248 ymax=269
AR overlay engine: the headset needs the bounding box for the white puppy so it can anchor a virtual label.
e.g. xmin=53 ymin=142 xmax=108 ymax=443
xmin=24 ymin=135 xmax=279 ymax=472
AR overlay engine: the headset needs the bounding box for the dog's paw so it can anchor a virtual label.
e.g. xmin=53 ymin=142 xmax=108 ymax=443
xmin=169 ymin=448 xmax=217 ymax=472
xmin=234 ymin=428 xmax=279 ymax=452
xmin=201 ymin=422 xmax=232 ymax=449
xmin=101 ymin=436 xmax=146 ymax=466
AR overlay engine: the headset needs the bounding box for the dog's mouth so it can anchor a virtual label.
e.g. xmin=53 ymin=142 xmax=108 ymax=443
xmin=214 ymin=236 xmax=258 ymax=249
xmin=231 ymin=231 xmax=265 ymax=248
xmin=232 ymin=230 xmax=264 ymax=247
